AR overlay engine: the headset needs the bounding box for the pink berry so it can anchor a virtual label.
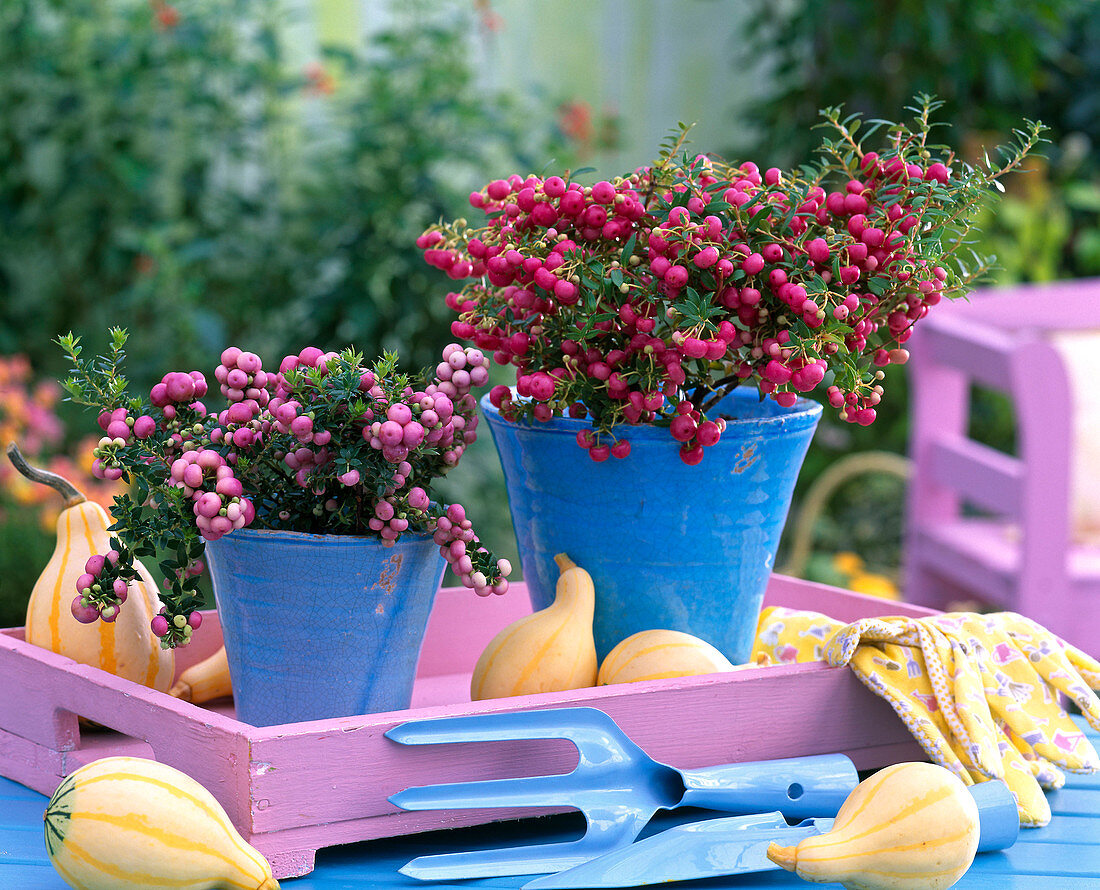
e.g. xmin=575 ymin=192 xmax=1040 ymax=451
xmin=71 ymin=596 xmax=100 ymax=624
xmin=132 ymin=415 xmax=157 ymax=438
xmin=679 ymin=442 xmax=705 ymax=465
xmin=151 ymin=615 xmax=170 ymax=637
xmin=664 ymin=265 xmax=689 ymax=289
xmin=163 ymin=371 xmax=196 ymax=403
xmin=611 ymin=439 xmax=631 ymax=459
xmin=588 ymin=444 xmax=611 ymax=462
xmin=694 ymin=246 xmax=719 ymax=269
xmin=195 ymin=492 xmax=223 ymax=519
xmin=669 ymin=414 xmax=697 ymax=442
xmin=696 ymin=420 xmax=721 ymax=447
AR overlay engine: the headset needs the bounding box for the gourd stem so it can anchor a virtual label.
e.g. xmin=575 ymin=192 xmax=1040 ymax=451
xmin=554 ymin=553 xmax=576 ymax=572
xmin=766 ymin=842 xmax=798 ymax=872
xmin=6 ymin=442 xmax=87 ymax=507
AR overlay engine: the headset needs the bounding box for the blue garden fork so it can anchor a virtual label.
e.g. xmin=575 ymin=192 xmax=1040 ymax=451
xmin=386 ymin=706 xmax=859 ymax=880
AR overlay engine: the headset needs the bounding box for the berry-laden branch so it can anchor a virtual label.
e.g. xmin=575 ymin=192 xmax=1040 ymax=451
xmin=57 ymin=333 xmax=511 ymax=649
xmin=419 ymin=97 xmax=1045 ymax=465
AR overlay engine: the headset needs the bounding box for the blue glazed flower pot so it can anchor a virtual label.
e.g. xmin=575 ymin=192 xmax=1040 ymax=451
xmin=482 ymin=388 xmax=821 ymax=663
xmin=204 ymin=528 xmax=445 ymax=727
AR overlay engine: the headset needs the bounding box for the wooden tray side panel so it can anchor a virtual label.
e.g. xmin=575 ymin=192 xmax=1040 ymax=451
xmin=0 ymin=575 xmax=931 ymax=880
xmin=243 ymin=660 xmax=922 ymax=835
xmin=0 ymin=632 xmax=252 ymax=826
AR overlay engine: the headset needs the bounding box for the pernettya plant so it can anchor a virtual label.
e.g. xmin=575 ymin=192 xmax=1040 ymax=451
xmin=420 ymin=96 xmax=1044 ymax=464
xmin=57 ymin=330 xmax=510 ymax=648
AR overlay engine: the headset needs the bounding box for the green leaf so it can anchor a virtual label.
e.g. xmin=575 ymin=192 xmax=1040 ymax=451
xmin=619 ymin=234 xmax=637 ymax=264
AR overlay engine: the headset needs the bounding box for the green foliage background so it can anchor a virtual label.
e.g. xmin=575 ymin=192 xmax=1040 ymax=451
xmin=0 ymin=0 xmax=560 ymax=622
xmin=3 ymin=0 xmax=1100 ymax=620
xmin=0 ymin=0 xmax=563 ymax=381
xmin=736 ymin=0 xmax=1100 ymax=580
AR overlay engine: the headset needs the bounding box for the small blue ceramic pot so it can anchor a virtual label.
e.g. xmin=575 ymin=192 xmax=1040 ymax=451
xmin=482 ymin=388 xmax=821 ymax=663
xmin=204 ymin=528 xmax=445 ymax=726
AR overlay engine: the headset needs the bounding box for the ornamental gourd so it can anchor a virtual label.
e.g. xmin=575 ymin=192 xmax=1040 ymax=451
xmin=44 ymin=756 xmax=278 ymax=890
xmin=597 ymin=629 xmax=738 ymax=685
xmin=471 ymin=553 xmax=597 ymax=700
xmin=8 ymin=444 xmax=173 ymax=692
xmin=171 ymin=644 xmax=233 ymax=704
xmin=767 ymin=761 xmax=980 ymax=890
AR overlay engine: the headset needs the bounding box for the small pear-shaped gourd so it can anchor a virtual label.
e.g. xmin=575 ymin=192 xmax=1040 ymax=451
xmin=471 ymin=553 xmax=597 ymax=700
xmin=170 ymin=644 xmax=233 ymax=704
xmin=767 ymin=761 xmax=980 ymax=890
xmin=598 ymin=629 xmax=738 ymax=685
xmin=44 ymin=756 xmax=278 ymax=889
xmin=8 ymin=443 xmax=173 ymax=692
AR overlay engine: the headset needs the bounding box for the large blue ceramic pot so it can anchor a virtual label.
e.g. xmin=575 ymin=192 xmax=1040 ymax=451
xmin=482 ymin=388 xmax=821 ymax=663
xmin=204 ymin=528 xmax=445 ymax=726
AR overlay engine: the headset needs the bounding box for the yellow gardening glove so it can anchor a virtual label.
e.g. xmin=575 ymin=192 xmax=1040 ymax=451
xmin=927 ymin=612 xmax=1100 ymax=774
xmin=829 ymin=615 xmax=1066 ymax=824
xmin=752 ymin=607 xmax=1100 ymax=826
xmin=753 ymin=610 xmax=979 ymax=780
xmin=752 ymin=606 xmax=844 ymax=664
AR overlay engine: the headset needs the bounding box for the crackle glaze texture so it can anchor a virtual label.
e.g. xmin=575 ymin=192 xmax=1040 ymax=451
xmin=205 ymin=528 xmax=445 ymax=726
xmin=483 ymin=388 xmax=821 ymax=663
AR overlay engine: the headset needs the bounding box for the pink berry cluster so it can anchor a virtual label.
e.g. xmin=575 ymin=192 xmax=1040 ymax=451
xmin=71 ymin=549 xmax=130 ymax=624
xmin=420 ymin=104 xmax=1042 ymax=463
xmin=61 ymin=331 xmax=510 ymax=648
xmin=168 ymin=448 xmax=254 ymax=540
xmin=431 ymin=502 xmax=511 ymax=596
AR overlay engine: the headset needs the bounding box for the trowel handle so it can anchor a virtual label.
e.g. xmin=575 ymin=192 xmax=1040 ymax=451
xmin=677 ymin=753 xmax=859 ymax=819
xmin=969 ymin=779 xmax=1019 ymax=852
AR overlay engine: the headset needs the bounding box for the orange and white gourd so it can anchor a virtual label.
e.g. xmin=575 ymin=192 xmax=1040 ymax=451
xmin=597 ymin=629 xmax=740 ymax=685
xmin=44 ymin=756 xmax=278 ymax=890
xmin=8 ymin=444 xmax=173 ymax=691
xmin=470 ymin=553 xmax=597 ymax=700
xmin=767 ymin=761 xmax=980 ymax=890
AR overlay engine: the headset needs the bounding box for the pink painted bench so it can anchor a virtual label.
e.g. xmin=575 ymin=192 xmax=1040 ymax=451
xmin=904 ymin=277 xmax=1100 ymax=654
xmin=0 ymin=577 xmax=933 ymax=879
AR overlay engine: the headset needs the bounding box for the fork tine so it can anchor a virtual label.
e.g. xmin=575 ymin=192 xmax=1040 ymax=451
xmin=386 ymin=707 xmax=610 ymax=747
xmin=390 ymin=775 xmax=591 ymax=811
xmin=399 ymin=839 xmax=598 ymax=880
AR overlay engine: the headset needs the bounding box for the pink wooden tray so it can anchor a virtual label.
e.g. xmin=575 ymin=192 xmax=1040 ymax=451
xmin=0 ymin=575 xmax=933 ymax=879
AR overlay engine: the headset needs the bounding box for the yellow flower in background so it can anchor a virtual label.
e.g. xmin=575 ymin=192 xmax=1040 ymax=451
xmin=828 ymin=551 xmax=900 ymax=600
xmin=847 ymin=571 xmax=901 ymax=600
xmin=831 ymin=551 xmax=865 ymax=575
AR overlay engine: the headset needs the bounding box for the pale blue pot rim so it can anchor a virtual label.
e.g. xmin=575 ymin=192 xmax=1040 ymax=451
xmin=215 ymin=527 xmax=437 ymax=546
xmin=479 ymin=387 xmax=823 ymax=440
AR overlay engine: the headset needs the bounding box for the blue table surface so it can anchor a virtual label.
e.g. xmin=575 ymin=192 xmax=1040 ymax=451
xmin=3 ymin=717 xmax=1098 ymax=889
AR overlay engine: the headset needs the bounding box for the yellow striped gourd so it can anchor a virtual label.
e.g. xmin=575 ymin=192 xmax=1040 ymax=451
xmin=597 ymin=629 xmax=737 ymax=685
xmin=9 ymin=444 xmax=173 ymax=691
xmin=767 ymin=761 xmax=980 ymax=890
xmin=470 ymin=553 xmax=597 ymax=700
xmin=44 ymin=756 xmax=278 ymax=890
xmin=171 ymin=645 xmax=233 ymax=704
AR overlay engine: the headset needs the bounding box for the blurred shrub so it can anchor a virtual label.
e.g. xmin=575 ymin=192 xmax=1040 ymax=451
xmin=0 ymin=0 xmax=289 ymax=380
xmin=737 ymin=0 xmax=1100 ymax=587
xmin=0 ymin=356 xmax=122 ymax=625
xmin=0 ymin=0 xmax=564 ymax=385
xmin=737 ymin=0 xmax=1087 ymax=166
xmin=0 ymin=0 xmax=567 ymax=597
